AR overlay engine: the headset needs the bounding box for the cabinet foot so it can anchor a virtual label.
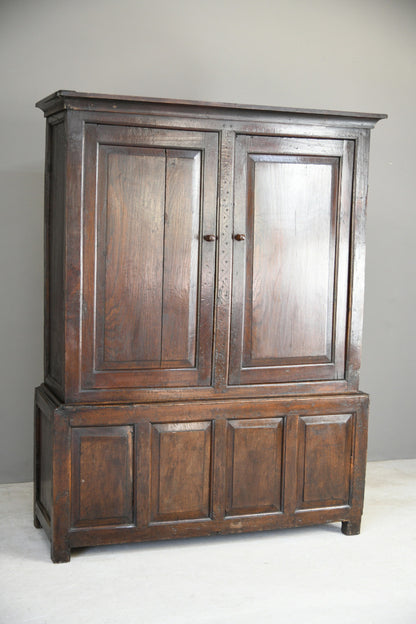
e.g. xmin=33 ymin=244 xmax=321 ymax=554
xmin=51 ymin=543 xmax=71 ymax=563
xmin=341 ymin=519 xmax=361 ymax=535
xmin=34 ymin=514 xmax=41 ymax=528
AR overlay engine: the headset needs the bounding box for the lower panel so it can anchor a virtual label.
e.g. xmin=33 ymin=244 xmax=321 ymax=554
xmin=71 ymin=426 xmax=134 ymax=528
xmin=225 ymin=418 xmax=283 ymax=516
xmin=296 ymin=414 xmax=353 ymax=510
xmin=150 ymin=421 xmax=212 ymax=523
xmin=34 ymin=385 xmax=368 ymax=562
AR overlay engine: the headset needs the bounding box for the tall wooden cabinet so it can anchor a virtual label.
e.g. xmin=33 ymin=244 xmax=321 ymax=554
xmin=34 ymin=91 xmax=385 ymax=562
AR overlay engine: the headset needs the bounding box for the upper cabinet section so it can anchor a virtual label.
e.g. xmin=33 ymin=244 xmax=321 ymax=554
xmin=38 ymin=92 xmax=385 ymax=403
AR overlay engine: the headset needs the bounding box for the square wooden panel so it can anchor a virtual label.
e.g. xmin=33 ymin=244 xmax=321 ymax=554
xmin=150 ymin=421 xmax=212 ymax=523
xmin=296 ymin=414 xmax=353 ymax=510
xmin=225 ymin=418 xmax=284 ymax=516
xmin=71 ymin=426 xmax=134 ymax=528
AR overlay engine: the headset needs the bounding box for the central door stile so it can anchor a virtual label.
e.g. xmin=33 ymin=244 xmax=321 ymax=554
xmin=212 ymin=129 xmax=235 ymax=390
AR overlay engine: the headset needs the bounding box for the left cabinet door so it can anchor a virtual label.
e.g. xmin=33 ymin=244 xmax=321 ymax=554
xmin=81 ymin=124 xmax=218 ymax=392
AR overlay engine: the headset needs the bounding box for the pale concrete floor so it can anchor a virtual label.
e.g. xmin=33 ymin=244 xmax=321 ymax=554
xmin=1 ymin=459 xmax=415 ymax=624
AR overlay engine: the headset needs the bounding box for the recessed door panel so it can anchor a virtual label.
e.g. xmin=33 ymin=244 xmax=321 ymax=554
xmin=102 ymin=148 xmax=166 ymax=365
xmin=248 ymin=156 xmax=335 ymax=363
xmin=229 ymin=136 xmax=353 ymax=385
xmin=82 ymin=125 xmax=218 ymax=391
xmin=161 ymin=150 xmax=201 ymax=367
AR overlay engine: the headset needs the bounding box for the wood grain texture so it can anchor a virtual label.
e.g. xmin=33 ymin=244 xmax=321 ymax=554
xmin=37 ymin=91 xmax=386 ymax=128
xmin=63 ymin=111 xmax=84 ymax=402
xmin=71 ymin=426 xmax=134 ymax=528
xmin=102 ymin=148 xmax=165 ymax=364
xmin=81 ymin=125 xmax=218 ymax=392
xmin=51 ymin=404 xmax=71 ymax=563
xmin=346 ymin=131 xmax=371 ymax=391
xmin=161 ymin=150 xmax=200 ymax=367
xmin=150 ymin=421 xmax=212 ymax=522
xmin=34 ymin=390 xmax=54 ymax=525
xmin=99 ymin=147 xmax=201 ymax=368
xmin=225 ymin=418 xmax=283 ymax=516
xmin=34 ymin=384 xmax=369 ymax=561
xmin=296 ymin=414 xmax=353 ymax=509
xmin=45 ymin=103 xmax=379 ymax=403
xmin=229 ymin=135 xmax=352 ymax=386
xmin=248 ymin=155 xmax=336 ymax=362
xmin=46 ymin=120 xmax=65 ymax=389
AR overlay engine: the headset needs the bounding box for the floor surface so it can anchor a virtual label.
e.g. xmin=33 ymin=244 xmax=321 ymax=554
xmin=1 ymin=459 xmax=415 ymax=623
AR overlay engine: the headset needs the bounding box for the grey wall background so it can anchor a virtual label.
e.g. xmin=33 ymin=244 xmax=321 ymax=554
xmin=0 ymin=0 xmax=415 ymax=483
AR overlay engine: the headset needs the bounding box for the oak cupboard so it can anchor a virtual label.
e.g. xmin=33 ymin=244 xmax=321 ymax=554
xmin=33 ymin=91 xmax=386 ymax=562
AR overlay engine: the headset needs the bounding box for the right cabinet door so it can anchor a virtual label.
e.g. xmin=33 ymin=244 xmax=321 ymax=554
xmin=229 ymin=135 xmax=354 ymax=385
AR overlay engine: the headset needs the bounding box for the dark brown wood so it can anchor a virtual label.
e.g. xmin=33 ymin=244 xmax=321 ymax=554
xmin=36 ymin=90 xmax=387 ymax=126
xmin=80 ymin=125 xmax=218 ymax=394
xmin=33 ymin=386 xmax=369 ymax=561
xmin=150 ymin=422 xmax=212 ymax=522
xmin=50 ymin=406 xmax=71 ymax=563
xmin=33 ymin=92 xmax=385 ymax=562
xmin=225 ymin=418 xmax=283 ymax=516
xmin=229 ymin=136 xmax=353 ymax=386
xmin=341 ymin=519 xmax=362 ymax=535
xmin=296 ymin=414 xmax=353 ymax=510
xmin=71 ymin=426 xmax=134 ymax=527
xmin=44 ymin=118 xmax=66 ymax=397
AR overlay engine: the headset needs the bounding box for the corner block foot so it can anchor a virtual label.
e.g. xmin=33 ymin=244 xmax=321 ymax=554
xmin=51 ymin=543 xmax=71 ymax=563
xmin=341 ymin=518 xmax=361 ymax=536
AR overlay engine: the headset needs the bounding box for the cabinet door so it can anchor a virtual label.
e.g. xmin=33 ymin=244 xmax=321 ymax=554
xmin=229 ymin=135 xmax=353 ymax=385
xmin=82 ymin=125 xmax=218 ymax=390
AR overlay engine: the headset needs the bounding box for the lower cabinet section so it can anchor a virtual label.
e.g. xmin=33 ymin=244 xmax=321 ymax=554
xmin=34 ymin=387 xmax=368 ymax=562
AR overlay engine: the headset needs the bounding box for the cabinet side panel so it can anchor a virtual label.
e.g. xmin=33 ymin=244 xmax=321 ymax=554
xmin=35 ymin=402 xmax=53 ymax=521
xmin=46 ymin=121 xmax=66 ymax=389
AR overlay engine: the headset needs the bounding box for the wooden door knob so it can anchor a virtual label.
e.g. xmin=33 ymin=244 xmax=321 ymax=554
xmin=204 ymin=234 xmax=216 ymax=242
xmin=234 ymin=234 xmax=246 ymax=241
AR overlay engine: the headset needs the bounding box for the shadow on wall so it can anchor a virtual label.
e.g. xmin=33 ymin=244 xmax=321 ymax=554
xmin=0 ymin=170 xmax=44 ymax=483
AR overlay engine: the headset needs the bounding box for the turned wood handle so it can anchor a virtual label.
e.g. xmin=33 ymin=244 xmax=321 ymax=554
xmin=204 ymin=234 xmax=216 ymax=242
xmin=234 ymin=233 xmax=246 ymax=241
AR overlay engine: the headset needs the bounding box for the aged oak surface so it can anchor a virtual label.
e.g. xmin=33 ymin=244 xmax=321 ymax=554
xmin=33 ymin=92 xmax=386 ymax=561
